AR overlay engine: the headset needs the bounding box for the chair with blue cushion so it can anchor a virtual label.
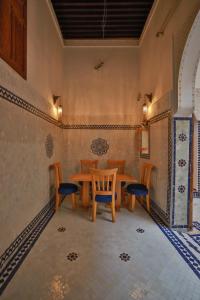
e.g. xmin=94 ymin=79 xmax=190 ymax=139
xmin=127 ymin=163 xmax=153 ymax=212
xmin=52 ymin=162 xmax=78 ymax=211
xmin=90 ymin=168 xmax=118 ymax=222
xmin=107 ymin=160 xmax=126 ymax=202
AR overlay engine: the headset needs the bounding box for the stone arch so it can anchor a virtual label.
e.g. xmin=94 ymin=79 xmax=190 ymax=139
xmin=178 ymin=11 xmax=200 ymax=117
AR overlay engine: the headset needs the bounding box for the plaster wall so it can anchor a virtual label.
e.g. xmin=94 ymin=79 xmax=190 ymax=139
xmin=62 ymin=47 xmax=140 ymax=177
xmin=63 ymin=129 xmax=139 ymax=182
xmin=63 ymin=47 xmax=140 ymax=125
xmin=0 ymin=0 xmax=64 ymax=254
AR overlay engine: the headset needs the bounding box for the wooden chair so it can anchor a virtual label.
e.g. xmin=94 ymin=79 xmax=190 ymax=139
xmin=90 ymin=168 xmax=118 ymax=222
xmin=51 ymin=162 xmax=78 ymax=211
xmin=107 ymin=160 xmax=125 ymax=174
xmin=107 ymin=160 xmax=126 ymax=202
xmin=80 ymin=160 xmax=99 ymax=173
xmin=79 ymin=160 xmax=99 ymax=199
xmin=126 ymin=163 xmax=154 ymax=212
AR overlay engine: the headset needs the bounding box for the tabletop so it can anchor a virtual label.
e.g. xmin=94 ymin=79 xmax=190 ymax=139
xmin=70 ymin=173 xmax=137 ymax=183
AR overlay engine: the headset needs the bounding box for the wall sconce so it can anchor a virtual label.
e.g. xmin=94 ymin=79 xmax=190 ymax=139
xmin=137 ymin=92 xmax=153 ymax=116
xmin=53 ymin=95 xmax=62 ymax=121
xmin=144 ymin=93 xmax=153 ymax=103
xmin=142 ymin=102 xmax=148 ymax=114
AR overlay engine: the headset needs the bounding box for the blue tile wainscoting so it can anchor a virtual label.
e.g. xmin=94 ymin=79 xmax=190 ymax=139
xmin=172 ymin=117 xmax=193 ymax=229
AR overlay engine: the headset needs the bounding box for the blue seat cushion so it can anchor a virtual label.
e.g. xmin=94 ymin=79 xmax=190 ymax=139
xmin=95 ymin=193 xmax=117 ymax=203
xmin=127 ymin=183 xmax=148 ymax=196
xmin=58 ymin=183 xmax=78 ymax=195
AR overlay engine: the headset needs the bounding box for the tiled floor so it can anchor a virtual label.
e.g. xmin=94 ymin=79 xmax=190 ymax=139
xmin=1 ymin=199 xmax=200 ymax=300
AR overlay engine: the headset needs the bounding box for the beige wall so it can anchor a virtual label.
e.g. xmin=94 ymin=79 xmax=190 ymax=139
xmin=0 ymin=0 xmax=64 ymax=254
xmin=63 ymin=129 xmax=139 ymax=182
xmin=63 ymin=47 xmax=141 ymax=125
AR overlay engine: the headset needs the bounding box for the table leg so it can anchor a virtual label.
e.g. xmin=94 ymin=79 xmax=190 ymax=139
xmin=82 ymin=182 xmax=90 ymax=208
xmin=116 ymin=181 xmax=121 ymax=210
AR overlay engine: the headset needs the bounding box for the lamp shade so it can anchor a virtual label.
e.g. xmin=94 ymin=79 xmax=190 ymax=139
xmin=142 ymin=103 xmax=148 ymax=114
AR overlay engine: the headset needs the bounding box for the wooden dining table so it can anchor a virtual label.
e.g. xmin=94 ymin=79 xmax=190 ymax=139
xmin=69 ymin=173 xmax=137 ymax=209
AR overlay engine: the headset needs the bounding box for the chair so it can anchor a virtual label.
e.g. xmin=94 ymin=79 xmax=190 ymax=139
xmin=90 ymin=168 xmax=118 ymax=222
xmin=107 ymin=160 xmax=126 ymax=202
xmin=51 ymin=162 xmax=78 ymax=211
xmin=79 ymin=160 xmax=99 ymax=198
xmin=126 ymin=163 xmax=154 ymax=212
xmin=80 ymin=160 xmax=99 ymax=173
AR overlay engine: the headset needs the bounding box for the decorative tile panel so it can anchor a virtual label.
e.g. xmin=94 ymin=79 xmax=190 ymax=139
xmin=90 ymin=138 xmax=109 ymax=156
xmin=172 ymin=118 xmax=193 ymax=228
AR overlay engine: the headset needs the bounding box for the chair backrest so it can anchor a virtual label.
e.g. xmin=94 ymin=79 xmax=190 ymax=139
xmin=90 ymin=168 xmax=118 ymax=199
xmin=140 ymin=163 xmax=154 ymax=189
xmin=80 ymin=160 xmax=98 ymax=173
xmin=107 ymin=160 xmax=125 ymax=174
xmin=51 ymin=162 xmax=62 ymax=190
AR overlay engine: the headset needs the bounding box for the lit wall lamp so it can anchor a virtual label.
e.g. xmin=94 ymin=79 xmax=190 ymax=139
xmin=137 ymin=92 xmax=153 ymax=116
xmin=53 ymin=95 xmax=62 ymax=121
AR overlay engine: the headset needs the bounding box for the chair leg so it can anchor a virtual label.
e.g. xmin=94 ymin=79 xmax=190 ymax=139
xmin=111 ymin=202 xmax=116 ymax=223
xmin=92 ymin=201 xmax=97 ymax=222
xmin=129 ymin=194 xmax=136 ymax=212
xmin=121 ymin=188 xmax=126 ymax=205
xmin=71 ymin=193 xmax=76 ymax=209
xmin=146 ymin=194 xmax=150 ymax=212
xmin=55 ymin=192 xmax=60 ymax=211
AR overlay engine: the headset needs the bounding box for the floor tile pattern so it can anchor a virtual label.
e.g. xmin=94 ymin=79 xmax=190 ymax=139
xmin=119 ymin=253 xmax=131 ymax=262
xmin=136 ymin=228 xmax=145 ymax=233
xmin=67 ymin=252 xmax=79 ymax=262
xmin=57 ymin=227 xmax=66 ymax=232
xmin=150 ymin=209 xmax=200 ymax=279
xmin=1 ymin=200 xmax=200 ymax=299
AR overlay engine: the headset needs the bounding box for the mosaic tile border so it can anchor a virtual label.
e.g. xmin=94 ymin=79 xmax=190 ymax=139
xmin=0 ymin=84 xmax=171 ymax=131
xmin=0 ymin=85 xmax=61 ymax=127
xmin=0 ymin=198 xmax=55 ymax=295
xmin=140 ymin=203 xmax=200 ymax=280
xmin=61 ymin=124 xmax=140 ymax=130
xmin=172 ymin=117 xmax=193 ymax=229
xmin=151 ymin=209 xmax=200 ymax=279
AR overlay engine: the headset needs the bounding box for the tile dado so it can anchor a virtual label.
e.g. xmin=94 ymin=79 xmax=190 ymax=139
xmin=172 ymin=117 xmax=193 ymax=229
xmin=0 ymin=81 xmax=173 ymax=224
